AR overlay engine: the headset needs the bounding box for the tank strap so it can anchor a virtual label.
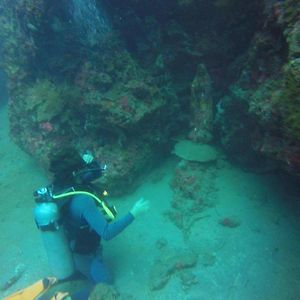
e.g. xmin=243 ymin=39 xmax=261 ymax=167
xmin=35 ymin=219 xmax=63 ymax=232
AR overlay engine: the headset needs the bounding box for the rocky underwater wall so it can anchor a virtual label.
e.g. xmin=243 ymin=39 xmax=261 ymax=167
xmin=0 ymin=0 xmax=299 ymax=193
xmin=0 ymin=0 xmax=185 ymax=194
xmin=214 ymin=0 xmax=300 ymax=175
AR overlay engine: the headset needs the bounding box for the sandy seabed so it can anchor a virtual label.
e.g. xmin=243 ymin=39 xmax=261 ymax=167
xmin=0 ymin=104 xmax=300 ymax=300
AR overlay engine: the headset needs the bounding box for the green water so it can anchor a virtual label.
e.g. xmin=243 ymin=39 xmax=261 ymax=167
xmin=1 ymin=105 xmax=300 ymax=299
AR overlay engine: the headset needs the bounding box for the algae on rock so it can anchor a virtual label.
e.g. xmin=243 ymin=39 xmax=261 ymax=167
xmin=282 ymin=58 xmax=300 ymax=141
xmin=24 ymin=80 xmax=80 ymax=122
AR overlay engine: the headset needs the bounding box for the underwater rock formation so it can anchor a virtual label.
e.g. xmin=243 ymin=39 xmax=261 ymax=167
xmin=0 ymin=0 xmax=184 ymax=194
xmin=214 ymin=0 xmax=300 ymax=175
xmin=189 ymin=64 xmax=213 ymax=143
xmin=1 ymin=0 xmax=300 ymax=190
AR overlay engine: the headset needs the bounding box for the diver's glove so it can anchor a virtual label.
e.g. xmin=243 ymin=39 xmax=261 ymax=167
xmin=130 ymin=197 xmax=150 ymax=218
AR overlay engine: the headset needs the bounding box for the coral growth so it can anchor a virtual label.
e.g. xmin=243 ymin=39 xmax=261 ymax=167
xmin=167 ymin=160 xmax=217 ymax=237
xmin=282 ymin=59 xmax=300 ymax=141
xmin=23 ymin=80 xmax=80 ymax=122
xmin=148 ymin=249 xmax=198 ymax=291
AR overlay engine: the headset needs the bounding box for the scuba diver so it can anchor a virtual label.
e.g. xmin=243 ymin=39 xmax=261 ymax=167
xmin=32 ymin=147 xmax=149 ymax=300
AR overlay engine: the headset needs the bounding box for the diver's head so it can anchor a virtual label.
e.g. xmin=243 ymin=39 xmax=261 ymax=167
xmin=49 ymin=148 xmax=106 ymax=187
xmin=72 ymin=160 xmax=106 ymax=184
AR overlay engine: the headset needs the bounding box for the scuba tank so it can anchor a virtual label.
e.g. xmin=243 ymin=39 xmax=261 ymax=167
xmin=33 ymin=187 xmax=75 ymax=280
xmin=33 ymin=182 xmax=117 ymax=280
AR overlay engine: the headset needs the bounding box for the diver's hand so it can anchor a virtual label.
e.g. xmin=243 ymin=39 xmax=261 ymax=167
xmin=130 ymin=197 xmax=150 ymax=218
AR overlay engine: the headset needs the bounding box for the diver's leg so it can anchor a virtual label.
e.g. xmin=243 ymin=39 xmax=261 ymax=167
xmin=73 ymin=253 xmax=93 ymax=279
xmin=73 ymin=252 xmax=112 ymax=284
xmin=71 ymin=252 xmax=112 ymax=300
xmin=90 ymin=255 xmax=113 ymax=284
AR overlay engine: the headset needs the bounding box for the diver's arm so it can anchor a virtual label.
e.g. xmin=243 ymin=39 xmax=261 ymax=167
xmin=82 ymin=197 xmax=134 ymax=241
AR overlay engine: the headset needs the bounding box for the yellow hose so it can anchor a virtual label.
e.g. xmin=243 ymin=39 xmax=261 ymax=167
xmin=52 ymin=191 xmax=116 ymax=220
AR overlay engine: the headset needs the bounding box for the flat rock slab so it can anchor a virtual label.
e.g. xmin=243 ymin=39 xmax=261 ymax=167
xmin=173 ymin=140 xmax=220 ymax=162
